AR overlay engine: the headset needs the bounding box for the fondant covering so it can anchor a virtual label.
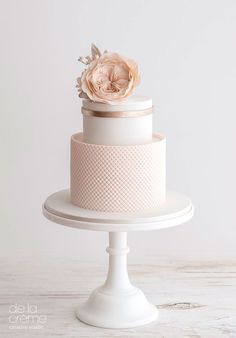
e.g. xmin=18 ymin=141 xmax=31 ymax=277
xmin=70 ymin=133 xmax=166 ymax=212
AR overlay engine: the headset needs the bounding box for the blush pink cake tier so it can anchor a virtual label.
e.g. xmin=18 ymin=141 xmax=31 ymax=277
xmin=70 ymin=95 xmax=166 ymax=213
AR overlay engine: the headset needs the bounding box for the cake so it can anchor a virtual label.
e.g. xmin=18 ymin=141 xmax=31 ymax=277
xmin=71 ymin=45 xmax=166 ymax=213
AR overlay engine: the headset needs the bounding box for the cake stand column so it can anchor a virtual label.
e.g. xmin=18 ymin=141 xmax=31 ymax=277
xmin=102 ymin=232 xmax=132 ymax=292
xmin=76 ymin=231 xmax=158 ymax=329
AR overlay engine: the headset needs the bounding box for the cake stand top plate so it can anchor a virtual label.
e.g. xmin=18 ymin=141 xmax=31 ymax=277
xmin=43 ymin=190 xmax=194 ymax=232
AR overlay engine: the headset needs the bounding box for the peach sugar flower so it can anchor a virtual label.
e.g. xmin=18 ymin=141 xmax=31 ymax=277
xmin=76 ymin=44 xmax=140 ymax=104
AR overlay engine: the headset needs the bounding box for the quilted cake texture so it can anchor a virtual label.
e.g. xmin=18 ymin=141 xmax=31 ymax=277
xmin=70 ymin=133 xmax=166 ymax=212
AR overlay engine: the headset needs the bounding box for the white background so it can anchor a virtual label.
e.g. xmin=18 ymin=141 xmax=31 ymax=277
xmin=1 ymin=0 xmax=236 ymax=263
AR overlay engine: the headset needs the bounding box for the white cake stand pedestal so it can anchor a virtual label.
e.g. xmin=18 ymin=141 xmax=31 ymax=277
xmin=43 ymin=190 xmax=194 ymax=329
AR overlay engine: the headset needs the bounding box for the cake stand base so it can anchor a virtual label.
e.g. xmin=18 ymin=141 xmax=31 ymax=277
xmin=76 ymin=232 xmax=158 ymax=329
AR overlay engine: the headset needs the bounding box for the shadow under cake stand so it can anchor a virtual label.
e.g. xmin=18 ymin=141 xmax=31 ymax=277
xmin=43 ymin=189 xmax=194 ymax=329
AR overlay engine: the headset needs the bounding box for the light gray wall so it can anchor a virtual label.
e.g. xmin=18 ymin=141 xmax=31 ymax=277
xmin=1 ymin=0 xmax=236 ymax=262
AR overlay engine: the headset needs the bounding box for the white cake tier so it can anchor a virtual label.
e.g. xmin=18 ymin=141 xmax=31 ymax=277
xmin=71 ymin=133 xmax=166 ymax=213
xmin=82 ymin=95 xmax=153 ymax=145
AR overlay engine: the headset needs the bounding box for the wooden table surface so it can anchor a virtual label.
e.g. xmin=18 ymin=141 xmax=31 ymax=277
xmin=0 ymin=257 xmax=236 ymax=337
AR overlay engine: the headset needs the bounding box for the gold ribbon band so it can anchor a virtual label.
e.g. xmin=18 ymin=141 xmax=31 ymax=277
xmin=81 ymin=106 xmax=153 ymax=118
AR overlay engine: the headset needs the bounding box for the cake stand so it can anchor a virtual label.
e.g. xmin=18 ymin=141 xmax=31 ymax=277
xmin=43 ymin=189 xmax=194 ymax=329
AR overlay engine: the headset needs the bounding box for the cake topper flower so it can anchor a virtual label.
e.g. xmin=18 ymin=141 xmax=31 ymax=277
xmin=76 ymin=44 xmax=140 ymax=104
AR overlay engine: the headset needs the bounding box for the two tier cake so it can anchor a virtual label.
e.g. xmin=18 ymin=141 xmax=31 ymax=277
xmin=71 ymin=45 xmax=166 ymax=213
